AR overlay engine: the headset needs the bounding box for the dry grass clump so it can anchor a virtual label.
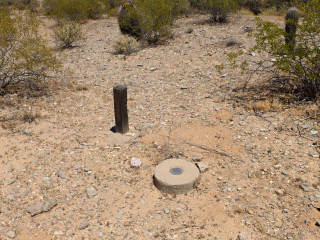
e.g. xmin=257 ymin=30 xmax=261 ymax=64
xmin=54 ymin=20 xmax=83 ymax=49
xmin=113 ymin=35 xmax=140 ymax=55
xmin=245 ymin=99 xmax=282 ymax=111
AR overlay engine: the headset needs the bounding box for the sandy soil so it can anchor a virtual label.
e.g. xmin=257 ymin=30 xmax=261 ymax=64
xmin=0 ymin=12 xmax=320 ymax=240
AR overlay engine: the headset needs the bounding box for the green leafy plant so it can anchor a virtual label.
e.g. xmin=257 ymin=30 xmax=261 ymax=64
xmin=54 ymin=20 xmax=83 ymax=49
xmin=224 ymin=0 xmax=320 ymax=100
xmin=0 ymin=6 xmax=59 ymax=93
xmin=137 ymin=0 xmax=173 ymax=44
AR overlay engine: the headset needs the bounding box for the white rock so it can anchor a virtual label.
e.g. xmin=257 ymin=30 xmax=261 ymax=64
xmin=130 ymin=157 xmax=142 ymax=167
xmin=195 ymin=162 xmax=209 ymax=173
xmin=7 ymin=231 xmax=15 ymax=239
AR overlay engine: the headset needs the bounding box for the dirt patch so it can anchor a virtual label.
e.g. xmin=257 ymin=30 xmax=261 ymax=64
xmin=0 ymin=13 xmax=319 ymax=240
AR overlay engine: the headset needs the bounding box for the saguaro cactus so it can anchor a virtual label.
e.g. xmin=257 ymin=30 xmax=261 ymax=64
xmin=285 ymin=7 xmax=299 ymax=51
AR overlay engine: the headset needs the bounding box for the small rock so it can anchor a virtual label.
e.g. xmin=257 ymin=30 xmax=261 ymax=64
xmin=214 ymin=237 xmax=220 ymax=240
xmin=180 ymin=86 xmax=188 ymax=90
xmin=237 ymin=232 xmax=251 ymax=240
xmin=220 ymin=73 xmax=228 ymax=78
xmin=79 ymin=221 xmax=90 ymax=230
xmin=75 ymin=166 xmax=81 ymax=170
xmin=58 ymin=172 xmax=66 ymax=179
xmin=191 ymin=154 xmax=203 ymax=162
xmin=316 ymin=220 xmax=320 ymax=226
xmin=283 ymin=209 xmax=288 ymax=213
xmin=86 ymin=187 xmax=98 ymax=199
xmin=99 ymin=66 xmax=106 ymax=70
xmin=8 ymin=195 xmax=15 ymax=201
xmin=195 ymin=162 xmax=209 ymax=173
xmin=275 ymin=189 xmax=284 ymax=195
xmin=164 ymin=208 xmax=170 ymax=214
xmin=310 ymin=195 xmax=317 ymax=201
xmin=300 ymin=183 xmax=310 ymax=192
xmin=42 ymin=177 xmax=51 ymax=186
xmin=27 ymin=199 xmax=57 ymax=217
xmin=7 ymin=231 xmax=15 ymax=239
xmin=8 ymin=179 xmax=16 ymax=185
xmin=130 ymin=157 xmax=142 ymax=167
xmin=282 ymin=169 xmax=289 ymax=175
xmin=53 ymin=231 xmax=64 ymax=236
xmin=150 ymin=67 xmax=157 ymax=71
xmin=309 ymin=152 xmax=313 ymax=156
xmin=25 ymin=129 xmax=31 ymax=135
xmin=311 ymin=130 xmax=319 ymax=135
xmin=116 ymin=209 xmax=125 ymax=219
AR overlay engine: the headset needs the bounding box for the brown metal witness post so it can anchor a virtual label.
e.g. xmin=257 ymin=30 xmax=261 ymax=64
xmin=113 ymin=85 xmax=129 ymax=134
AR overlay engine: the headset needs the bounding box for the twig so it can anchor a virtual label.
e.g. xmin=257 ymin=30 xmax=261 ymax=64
xmin=182 ymin=140 xmax=232 ymax=158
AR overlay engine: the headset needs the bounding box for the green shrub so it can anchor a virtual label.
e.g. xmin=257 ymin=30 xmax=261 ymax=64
xmin=225 ymin=0 xmax=320 ymax=100
xmin=113 ymin=34 xmax=140 ymax=55
xmin=0 ymin=6 xmax=59 ymax=93
xmin=118 ymin=3 xmax=141 ymax=39
xmin=0 ymin=0 xmax=39 ymax=12
xmin=137 ymin=0 xmax=173 ymax=44
xmin=42 ymin=0 xmax=107 ymax=21
xmin=199 ymin=0 xmax=239 ymax=22
xmin=54 ymin=20 xmax=83 ymax=49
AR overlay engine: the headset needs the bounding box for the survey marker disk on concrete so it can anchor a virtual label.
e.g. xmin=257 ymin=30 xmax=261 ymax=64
xmin=154 ymin=158 xmax=200 ymax=194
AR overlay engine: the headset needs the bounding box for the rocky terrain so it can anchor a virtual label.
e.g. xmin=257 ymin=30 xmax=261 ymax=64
xmin=0 ymin=12 xmax=320 ymax=240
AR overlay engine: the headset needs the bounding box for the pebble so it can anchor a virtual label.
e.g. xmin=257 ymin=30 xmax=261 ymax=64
xmin=74 ymin=166 xmax=81 ymax=170
xmin=237 ymin=232 xmax=251 ymax=240
xmin=8 ymin=195 xmax=15 ymax=201
xmin=282 ymin=170 xmax=289 ymax=175
xmin=300 ymin=183 xmax=310 ymax=192
xmin=78 ymin=221 xmax=90 ymax=230
xmin=130 ymin=157 xmax=142 ymax=167
xmin=311 ymin=130 xmax=319 ymax=135
xmin=150 ymin=67 xmax=157 ymax=71
xmin=116 ymin=209 xmax=125 ymax=219
xmin=42 ymin=177 xmax=51 ymax=186
xmin=25 ymin=129 xmax=31 ymax=135
xmin=214 ymin=237 xmax=220 ymax=240
xmin=220 ymin=73 xmax=228 ymax=78
xmin=180 ymin=86 xmax=188 ymax=90
xmin=54 ymin=231 xmax=64 ymax=236
xmin=27 ymin=199 xmax=57 ymax=217
xmin=164 ymin=208 xmax=170 ymax=214
xmin=58 ymin=172 xmax=66 ymax=179
xmin=7 ymin=231 xmax=15 ymax=239
xmin=316 ymin=220 xmax=320 ymax=226
xmin=275 ymin=189 xmax=284 ymax=195
xmin=8 ymin=179 xmax=16 ymax=185
xmin=195 ymin=162 xmax=209 ymax=173
xmin=86 ymin=187 xmax=98 ymax=199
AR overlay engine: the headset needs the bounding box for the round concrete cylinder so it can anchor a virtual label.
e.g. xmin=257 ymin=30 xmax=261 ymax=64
xmin=154 ymin=158 xmax=200 ymax=194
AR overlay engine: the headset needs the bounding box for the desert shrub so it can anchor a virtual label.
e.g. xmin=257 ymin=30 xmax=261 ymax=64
xmin=42 ymin=0 xmax=107 ymax=21
xmin=198 ymin=0 xmax=239 ymax=22
xmin=0 ymin=6 xmax=59 ymax=93
xmin=54 ymin=20 xmax=83 ymax=49
xmin=137 ymin=0 xmax=173 ymax=44
xmin=113 ymin=34 xmax=140 ymax=55
xmin=240 ymin=0 xmax=263 ymax=15
xmin=167 ymin=0 xmax=190 ymax=20
xmin=0 ymin=0 xmax=39 ymax=11
xmin=225 ymin=0 xmax=320 ymax=100
xmin=118 ymin=3 xmax=141 ymax=39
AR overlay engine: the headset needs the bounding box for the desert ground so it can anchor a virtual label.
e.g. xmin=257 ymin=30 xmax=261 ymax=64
xmin=0 ymin=11 xmax=320 ymax=240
